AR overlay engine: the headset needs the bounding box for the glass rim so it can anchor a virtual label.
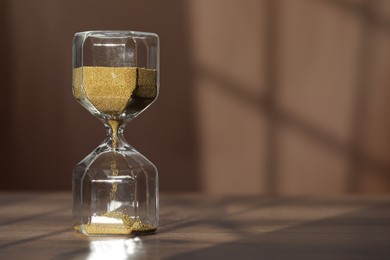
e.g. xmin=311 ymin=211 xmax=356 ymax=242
xmin=74 ymin=30 xmax=159 ymax=39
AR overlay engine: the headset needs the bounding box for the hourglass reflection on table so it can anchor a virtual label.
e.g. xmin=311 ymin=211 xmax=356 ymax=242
xmin=72 ymin=31 xmax=159 ymax=236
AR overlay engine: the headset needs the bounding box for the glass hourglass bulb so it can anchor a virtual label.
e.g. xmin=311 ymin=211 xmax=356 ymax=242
xmin=72 ymin=31 xmax=159 ymax=236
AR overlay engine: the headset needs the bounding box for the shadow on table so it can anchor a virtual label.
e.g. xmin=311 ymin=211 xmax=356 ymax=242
xmin=13 ymin=196 xmax=387 ymax=260
xmin=159 ymin=196 xmax=303 ymax=235
xmin=166 ymin=200 xmax=390 ymax=260
xmin=0 ymin=206 xmax=69 ymax=227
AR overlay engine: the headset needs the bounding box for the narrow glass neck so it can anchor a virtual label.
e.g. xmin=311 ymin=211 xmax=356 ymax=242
xmin=104 ymin=119 xmax=126 ymax=149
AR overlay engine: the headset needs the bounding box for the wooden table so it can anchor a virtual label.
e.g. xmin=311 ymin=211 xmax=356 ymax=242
xmin=0 ymin=193 xmax=389 ymax=259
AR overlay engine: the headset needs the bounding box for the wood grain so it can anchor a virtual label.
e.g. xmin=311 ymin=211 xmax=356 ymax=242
xmin=0 ymin=193 xmax=389 ymax=259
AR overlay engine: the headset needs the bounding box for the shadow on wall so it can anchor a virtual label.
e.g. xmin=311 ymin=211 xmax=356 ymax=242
xmin=192 ymin=0 xmax=390 ymax=194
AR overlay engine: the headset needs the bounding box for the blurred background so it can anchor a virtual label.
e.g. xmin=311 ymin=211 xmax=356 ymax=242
xmin=1 ymin=0 xmax=390 ymax=195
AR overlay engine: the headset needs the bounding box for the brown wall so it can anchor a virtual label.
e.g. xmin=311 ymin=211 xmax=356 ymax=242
xmin=0 ymin=0 xmax=199 ymax=192
xmin=1 ymin=0 xmax=390 ymax=194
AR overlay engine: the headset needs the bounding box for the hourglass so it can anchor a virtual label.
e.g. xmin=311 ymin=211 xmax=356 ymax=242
xmin=72 ymin=31 xmax=159 ymax=236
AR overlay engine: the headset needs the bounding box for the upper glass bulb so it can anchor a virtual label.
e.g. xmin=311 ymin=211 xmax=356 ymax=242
xmin=73 ymin=31 xmax=159 ymax=121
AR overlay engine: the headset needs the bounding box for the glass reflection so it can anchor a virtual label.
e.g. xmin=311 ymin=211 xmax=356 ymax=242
xmin=87 ymin=237 xmax=142 ymax=260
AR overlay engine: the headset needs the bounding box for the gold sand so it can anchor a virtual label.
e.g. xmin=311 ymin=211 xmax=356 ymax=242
xmin=73 ymin=66 xmax=157 ymax=114
xmin=73 ymin=66 xmax=157 ymax=235
xmin=74 ymin=212 xmax=156 ymax=235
